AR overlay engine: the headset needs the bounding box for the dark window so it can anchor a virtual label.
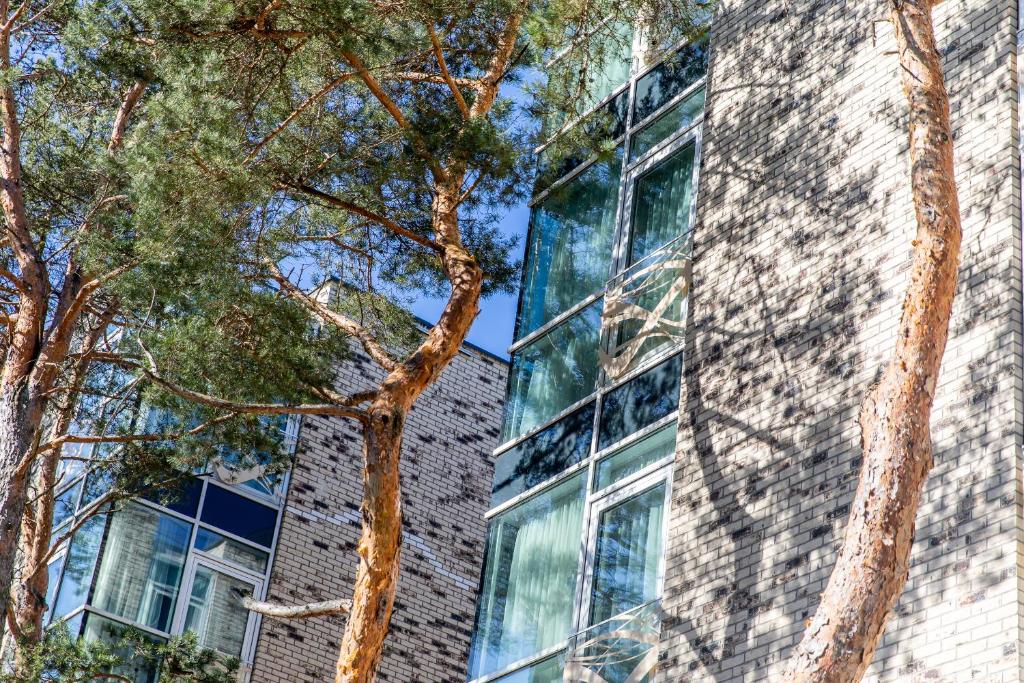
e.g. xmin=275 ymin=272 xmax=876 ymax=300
xmin=632 ymin=39 xmax=709 ymax=124
xmin=598 ymin=353 xmax=682 ymax=450
xmin=491 ymin=402 xmax=596 ymax=507
xmin=143 ymin=476 xmax=203 ymax=517
xmin=199 ymin=484 xmax=278 ymax=548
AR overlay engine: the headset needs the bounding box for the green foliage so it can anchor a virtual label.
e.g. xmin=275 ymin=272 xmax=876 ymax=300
xmin=3 ymin=623 xmax=238 ymax=683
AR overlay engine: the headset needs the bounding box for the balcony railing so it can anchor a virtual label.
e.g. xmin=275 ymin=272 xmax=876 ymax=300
xmin=600 ymin=235 xmax=691 ymax=382
xmin=564 ymin=600 xmax=661 ymax=683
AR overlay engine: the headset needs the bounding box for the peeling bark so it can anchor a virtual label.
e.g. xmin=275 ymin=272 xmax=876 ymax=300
xmin=784 ymin=2 xmax=961 ymax=681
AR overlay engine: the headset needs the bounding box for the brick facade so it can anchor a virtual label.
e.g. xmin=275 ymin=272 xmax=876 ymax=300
xmin=250 ymin=344 xmax=507 ymax=683
xmin=659 ymin=1 xmax=1022 ymax=681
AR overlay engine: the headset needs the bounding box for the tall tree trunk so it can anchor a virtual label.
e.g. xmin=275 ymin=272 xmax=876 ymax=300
xmin=333 ymin=186 xmax=483 ymax=683
xmin=785 ymin=2 xmax=961 ymax=681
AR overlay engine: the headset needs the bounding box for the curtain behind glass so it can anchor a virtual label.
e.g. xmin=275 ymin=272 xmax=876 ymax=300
xmin=589 ymin=484 xmax=666 ymax=625
xmin=183 ymin=566 xmax=253 ymax=657
xmin=92 ymin=504 xmax=191 ymax=632
xmin=469 ymin=474 xmax=586 ymax=679
xmin=518 ymin=154 xmax=622 ymax=339
xmin=628 ymin=144 xmax=695 ymax=265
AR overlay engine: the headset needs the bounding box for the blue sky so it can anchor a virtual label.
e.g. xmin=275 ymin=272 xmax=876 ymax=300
xmin=410 ymin=200 xmax=530 ymax=359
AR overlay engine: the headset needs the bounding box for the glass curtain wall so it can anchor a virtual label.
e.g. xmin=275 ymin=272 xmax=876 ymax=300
xmin=472 ymin=23 xmax=709 ymax=683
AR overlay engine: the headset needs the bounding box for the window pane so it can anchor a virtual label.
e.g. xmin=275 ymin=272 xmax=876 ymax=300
xmin=504 ymin=301 xmax=603 ymax=443
xmin=519 ymin=152 xmax=621 ymax=338
xmin=52 ymin=514 xmax=106 ymax=620
xmin=142 ymin=476 xmax=203 ymax=517
xmin=596 ymin=424 xmax=676 ymax=490
xmin=200 ymin=484 xmax=278 ymax=548
xmin=52 ymin=482 xmax=81 ymax=531
xmin=492 ymin=654 xmax=564 ymax=683
xmin=547 ymin=22 xmax=633 ymax=131
xmin=628 ymin=143 xmax=696 ymax=265
xmin=82 ymin=612 xmax=163 ymax=683
xmin=537 ymin=97 xmax=628 ymax=192
xmin=195 ymin=528 xmax=269 ymax=574
xmin=589 ymin=484 xmax=666 ymax=625
xmin=629 ymin=88 xmax=704 ymax=162
xmin=183 ymin=565 xmax=254 ymax=658
xmin=43 ymin=557 xmax=63 ymax=625
xmin=468 ymin=473 xmax=586 ymax=679
xmin=632 ymin=39 xmax=709 ymax=124
xmin=80 ymin=469 xmax=113 ymax=509
xmin=492 ymin=402 xmax=595 ymax=507
xmin=598 ymin=354 xmax=682 ymax=451
xmin=92 ymin=504 xmax=191 ymax=632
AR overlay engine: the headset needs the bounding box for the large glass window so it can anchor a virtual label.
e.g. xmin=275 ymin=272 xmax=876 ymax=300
xmin=598 ymin=353 xmax=682 ymax=451
xmin=183 ymin=565 xmax=256 ymax=658
xmin=519 ymin=153 xmax=622 ymax=338
xmin=81 ymin=612 xmax=162 ymax=683
xmin=629 ymin=87 xmax=704 ymax=163
xmin=91 ymin=504 xmax=191 ymax=632
xmin=199 ymin=484 xmax=278 ymax=548
xmin=628 ymin=143 xmax=696 ymax=265
xmin=52 ymin=514 xmax=106 ymax=621
xmin=588 ymin=484 xmax=666 ymax=625
xmin=504 ymin=301 xmax=603 ymax=442
xmin=492 ymin=655 xmax=563 ymax=683
xmin=195 ymin=528 xmax=269 ymax=574
xmin=596 ymin=424 xmax=676 ymax=490
xmin=632 ymin=38 xmax=709 ymax=123
xmin=468 ymin=473 xmax=586 ymax=679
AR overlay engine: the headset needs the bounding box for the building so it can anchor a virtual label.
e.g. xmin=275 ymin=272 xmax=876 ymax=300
xmin=46 ymin=337 xmax=507 ymax=682
xmin=467 ymin=2 xmax=1021 ymax=682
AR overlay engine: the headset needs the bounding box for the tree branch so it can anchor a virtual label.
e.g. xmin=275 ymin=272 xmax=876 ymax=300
xmin=426 ymin=24 xmax=469 ymax=118
xmin=35 ymin=412 xmax=238 ymax=455
xmin=108 ymin=80 xmax=147 ymax=154
xmin=339 ymin=49 xmax=408 ymax=128
xmin=243 ymin=596 xmax=351 ymax=619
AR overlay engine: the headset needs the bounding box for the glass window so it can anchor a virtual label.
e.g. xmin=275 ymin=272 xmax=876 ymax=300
xmin=52 ymin=514 xmax=107 ymax=620
xmin=82 ymin=612 xmax=163 ymax=683
xmin=589 ymin=484 xmax=666 ymax=625
xmin=629 ymin=87 xmax=704 ymax=162
xmin=492 ymin=402 xmax=595 ymax=507
xmin=142 ymin=476 xmax=203 ymax=517
xmin=518 ymin=152 xmax=622 ymax=338
xmin=80 ymin=469 xmax=113 ymax=509
xmin=200 ymin=484 xmax=278 ymax=548
xmin=492 ymin=655 xmax=564 ymax=683
xmin=468 ymin=473 xmax=586 ymax=679
xmin=598 ymin=354 xmax=681 ymax=451
xmin=183 ymin=565 xmax=255 ymax=658
xmin=504 ymin=301 xmax=603 ymax=443
xmin=43 ymin=557 xmax=63 ymax=625
xmin=632 ymin=39 xmax=709 ymax=124
xmin=91 ymin=504 xmax=191 ymax=632
xmin=547 ymin=23 xmax=633 ymax=132
xmin=628 ymin=143 xmax=696 ymax=265
xmin=52 ymin=482 xmax=81 ymax=531
xmin=195 ymin=528 xmax=269 ymax=574
xmin=596 ymin=424 xmax=676 ymax=490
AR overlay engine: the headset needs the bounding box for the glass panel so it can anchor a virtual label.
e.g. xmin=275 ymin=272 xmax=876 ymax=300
xmin=52 ymin=514 xmax=106 ymax=620
xmin=43 ymin=557 xmax=63 ymax=625
xmin=492 ymin=403 xmax=595 ymax=508
xmin=92 ymin=504 xmax=191 ymax=632
xmin=82 ymin=612 xmax=163 ymax=683
xmin=468 ymin=473 xmax=586 ymax=679
xmin=632 ymin=39 xmax=709 ymax=124
xmin=80 ymin=469 xmax=113 ymax=509
xmin=629 ymin=88 xmax=704 ymax=162
xmin=628 ymin=143 xmax=696 ymax=265
xmin=566 ymin=601 xmax=660 ymax=683
xmin=183 ymin=565 xmax=255 ymax=658
xmin=596 ymin=425 xmax=676 ymax=490
xmin=200 ymin=484 xmax=278 ymax=548
xmin=504 ymin=301 xmax=603 ymax=443
xmin=493 ymin=654 xmax=564 ymax=683
xmin=52 ymin=482 xmax=81 ymax=530
xmin=547 ymin=22 xmax=633 ymax=132
xmin=518 ymin=151 xmax=622 ymax=338
xmin=598 ymin=354 xmax=681 ymax=451
xmin=195 ymin=528 xmax=269 ymax=574
xmin=589 ymin=484 xmax=666 ymax=625
xmin=537 ymin=97 xmax=627 ymax=192
xmin=142 ymin=476 xmax=203 ymax=517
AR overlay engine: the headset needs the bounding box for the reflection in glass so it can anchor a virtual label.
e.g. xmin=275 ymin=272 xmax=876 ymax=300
xmin=492 ymin=654 xmax=564 ymax=683
xmin=504 ymin=301 xmax=603 ymax=443
xmin=589 ymin=484 xmax=666 ymax=625
xmin=142 ymin=476 xmax=203 ymax=517
xmin=598 ymin=354 xmax=682 ymax=451
xmin=547 ymin=22 xmax=633 ymax=132
xmin=80 ymin=468 xmax=114 ymax=509
xmin=200 ymin=484 xmax=278 ymax=548
xmin=82 ymin=612 xmax=163 ymax=683
xmin=195 ymin=528 xmax=269 ymax=574
xmin=629 ymin=143 xmax=696 ymax=265
xmin=567 ymin=601 xmax=661 ymax=683
xmin=629 ymin=88 xmax=704 ymax=162
xmin=492 ymin=402 xmax=595 ymax=507
xmin=633 ymin=39 xmax=709 ymax=123
xmin=52 ymin=514 xmax=106 ymax=620
xmin=519 ymin=152 xmax=622 ymax=338
xmin=596 ymin=425 xmax=676 ymax=490
xmin=52 ymin=482 xmax=81 ymax=530
xmin=183 ymin=565 xmax=254 ymax=657
xmin=468 ymin=474 xmax=586 ymax=679
xmin=43 ymin=558 xmax=63 ymax=624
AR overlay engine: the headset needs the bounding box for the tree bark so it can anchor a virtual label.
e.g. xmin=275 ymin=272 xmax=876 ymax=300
xmin=784 ymin=2 xmax=961 ymax=681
